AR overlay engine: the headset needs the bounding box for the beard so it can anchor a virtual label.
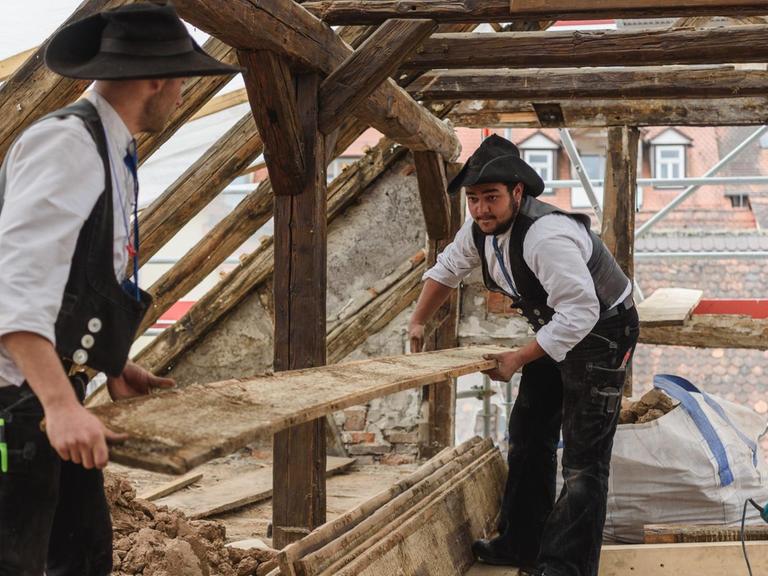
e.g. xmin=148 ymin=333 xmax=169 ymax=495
xmin=477 ymin=193 xmax=521 ymax=235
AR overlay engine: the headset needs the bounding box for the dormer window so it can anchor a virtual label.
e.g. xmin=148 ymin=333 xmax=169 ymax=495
xmin=650 ymin=129 xmax=691 ymax=188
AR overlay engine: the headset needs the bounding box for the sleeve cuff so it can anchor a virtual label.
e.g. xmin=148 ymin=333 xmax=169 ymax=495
xmin=536 ymin=330 xmax=569 ymax=363
xmin=423 ymin=267 xmax=461 ymax=290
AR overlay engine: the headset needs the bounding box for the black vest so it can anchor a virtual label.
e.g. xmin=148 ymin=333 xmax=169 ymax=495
xmin=471 ymin=196 xmax=629 ymax=331
xmin=0 ymin=101 xmax=151 ymax=376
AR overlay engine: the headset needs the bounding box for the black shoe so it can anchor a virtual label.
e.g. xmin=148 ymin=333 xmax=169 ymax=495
xmin=519 ymin=569 xmax=544 ymax=576
xmin=471 ymin=538 xmax=535 ymax=569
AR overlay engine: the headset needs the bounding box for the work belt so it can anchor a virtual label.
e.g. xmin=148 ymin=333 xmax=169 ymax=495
xmin=598 ymin=294 xmax=635 ymax=321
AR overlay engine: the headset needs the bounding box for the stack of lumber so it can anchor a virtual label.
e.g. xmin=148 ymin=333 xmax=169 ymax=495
xmin=277 ymin=436 xmax=505 ymax=576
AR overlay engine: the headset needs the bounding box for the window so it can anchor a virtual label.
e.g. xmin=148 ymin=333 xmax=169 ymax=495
xmin=571 ymin=154 xmax=605 ymax=209
xmin=327 ymin=156 xmax=360 ymax=182
xmin=653 ymin=145 xmax=686 ymax=185
xmin=523 ymin=150 xmax=555 ymax=193
xmin=729 ymin=194 xmax=750 ymax=208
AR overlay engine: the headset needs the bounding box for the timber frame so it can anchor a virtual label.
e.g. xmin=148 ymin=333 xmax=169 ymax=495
xmin=4 ymin=0 xmax=768 ymax=555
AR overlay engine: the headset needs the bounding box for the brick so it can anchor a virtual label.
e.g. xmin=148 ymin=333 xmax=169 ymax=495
xmin=486 ymin=291 xmax=520 ymax=316
xmin=342 ymin=408 xmax=367 ymax=431
xmin=381 ymin=453 xmax=417 ymax=466
xmin=343 ymin=431 xmax=376 ymax=444
xmin=347 ymin=443 xmax=392 ymax=456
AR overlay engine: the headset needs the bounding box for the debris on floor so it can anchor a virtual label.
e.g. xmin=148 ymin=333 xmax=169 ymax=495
xmin=105 ymin=472 xmax=277 ymax=576
xmin=619 ymin=388 xmax=679 ymax=425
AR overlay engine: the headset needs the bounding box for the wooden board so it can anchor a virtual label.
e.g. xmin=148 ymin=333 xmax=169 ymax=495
xmin=645 ymin=522 xmax=768 ymax=543
xmin=637 ymin=288 xmax=703 ymax=327
xmin=156 ymin=457 xmax=354 ymax=519
xmin=93 ymin=347 xmax=502 ymax=474
xmin=466 ymin=542 xmax=768 ymax=575
xmin=137 ymin=471 xmax=203 ymax=501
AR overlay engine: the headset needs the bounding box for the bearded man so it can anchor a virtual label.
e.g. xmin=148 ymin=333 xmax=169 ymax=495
xmin=409 ymin=135 xmax=639 ymax=576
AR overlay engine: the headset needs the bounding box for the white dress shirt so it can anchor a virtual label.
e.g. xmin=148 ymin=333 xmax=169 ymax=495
xmin=425 ymin=213 xmax=632 ymax=362
xmin=0 ymin=91 xmax=135 ymax=387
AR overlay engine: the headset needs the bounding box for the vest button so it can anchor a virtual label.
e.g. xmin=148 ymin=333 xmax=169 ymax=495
xmin=88 ymin=318 xmax=103 ymax=333
xmin=73 ymin=349 xmax=89 ymax=365
xmin=81 ymin=335 xmax=95 ymax=349
xmin=538 ymin=318 xmax=546 ymax=326
xmin=533 ymin=309 xmax=541 ymax=316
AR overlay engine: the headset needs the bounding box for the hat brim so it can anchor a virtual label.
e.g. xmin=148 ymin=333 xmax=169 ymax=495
xmin=448 ymin=154 xmax=546 ymax=197
xmin=45 ymin=13 xmax=242 ymax=80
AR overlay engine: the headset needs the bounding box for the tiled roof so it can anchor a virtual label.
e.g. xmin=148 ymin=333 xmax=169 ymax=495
xmin=636 ymin=233 xmax=768 ymax=253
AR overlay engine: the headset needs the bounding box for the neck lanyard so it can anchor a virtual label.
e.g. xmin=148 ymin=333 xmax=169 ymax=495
xmin=103 ymin=128 xmax=140 ymax=301
xmin=491 ymin=235 xmax=519 ymax=299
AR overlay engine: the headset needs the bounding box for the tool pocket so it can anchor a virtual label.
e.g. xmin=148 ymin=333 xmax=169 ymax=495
xmin=586 ymin=363 xmax=626 ymax=415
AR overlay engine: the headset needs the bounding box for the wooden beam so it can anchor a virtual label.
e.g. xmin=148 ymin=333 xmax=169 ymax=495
xmin=409 ymin=67 xmax=768 ymax=101
xmin=639 ymin=314 xmax=768 ymax=350
xmin=240 ymin=49 xmax=328 ymax=546
xmin=303 ymin=0 xmax=768 ymax=24
xmin=172 ymin=0 xmax=460 ymax=161
xmin=319 ymin=18 xmax=437 ymax=135
xmin=190 ymin=87 xmax=249 ymax=121
xmin=404 ymin=26 xmax=768 ymax=70
xmin=0 ymin=48 xmax=36 ymax=82
xmin=602 ymin=126 xmax=639 ymax=396
xmin=448 ymin=97 xmax=768 ymax=128
xmin=92 ymin=347 xmax=503 ymax=474
xmin=413 ymin=151 xmax=451 ymax=239
xmin=421 ymin=190 xmax=462 ymax=458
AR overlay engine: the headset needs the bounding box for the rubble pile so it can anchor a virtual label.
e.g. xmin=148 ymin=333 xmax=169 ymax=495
xmin=105 ymin=473 xmax=277 ymax=576
xmin=619 ymin=388 xmax=678 ymax=425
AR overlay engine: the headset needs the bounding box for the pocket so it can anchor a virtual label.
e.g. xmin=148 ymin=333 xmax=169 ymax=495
xmin=586 ymin=363 xmax=626 ymax=415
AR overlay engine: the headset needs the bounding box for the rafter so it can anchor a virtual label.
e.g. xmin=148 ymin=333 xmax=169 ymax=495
xmin=303 ymin=0 xmax=768 ymax=24
xmin=408 ymin=66 xmax=768 ymax=101
xmin=173 ymin=0 xmax=460 ymax=160
xmin=448 ymin=97 xmax=768 ymax=127
xmin=404 ymin=25 xmax=768 ymax=70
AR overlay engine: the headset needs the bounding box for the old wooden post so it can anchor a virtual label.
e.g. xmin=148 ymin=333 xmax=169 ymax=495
xmin=602 ymin=126 xmax=640 ymax=396
xmin=239 ymin=50 xmax=327 ymax=548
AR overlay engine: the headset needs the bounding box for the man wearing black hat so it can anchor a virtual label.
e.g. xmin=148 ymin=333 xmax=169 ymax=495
xmin=0 ymin=4 xmax=240 ymax=575
xmin=409 ymin=135 xmax=639 ymax=576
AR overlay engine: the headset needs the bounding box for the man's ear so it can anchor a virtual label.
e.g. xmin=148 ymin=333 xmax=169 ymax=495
xmin=514 ymin=182 xmax=525 ymax=199
xmin=146 ymin=78 xmax=165 ymax=95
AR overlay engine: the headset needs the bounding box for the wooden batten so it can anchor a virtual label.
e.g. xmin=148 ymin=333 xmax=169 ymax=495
xmin=318 ymin=18 xmax=437 ymax=135
xmin=0 ymin=48 xmax=36 ymax=82
xmin=404 ymin=25 xmax=768 ymax=70
xmin=409 ymin=67 xmax=768 ymax=101
xmin=303 ymin=0 xmax=768 ymax=24
xmin=173 ymin=0 xmax=460 ymax=161
xmin=639 ymin=314 xmax=768 ymax=350
xmin=448 ymin=97 xmax=768 ymax=128
xmin=190 ymin=87 xmax=249 ymax=121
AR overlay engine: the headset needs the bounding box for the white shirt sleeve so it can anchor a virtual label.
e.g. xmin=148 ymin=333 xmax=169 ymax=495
xmin=0 ymin=117 xmax=104 ymax=344
xmin=423 ymin=217 xmax=481 ymax=288
xmin=523 ymin=214 xmax=600 ymax=362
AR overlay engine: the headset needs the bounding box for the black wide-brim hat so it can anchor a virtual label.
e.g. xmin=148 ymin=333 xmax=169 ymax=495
xmin=448 ymin=134 xmax=546 ymax=197
xmin=45 ymin=3 xmax=242 ymax=80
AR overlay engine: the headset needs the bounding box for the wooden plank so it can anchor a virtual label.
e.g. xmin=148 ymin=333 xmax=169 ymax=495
xmin=137 ymin=471 xmax=203 ymax=501
xmin=404 ymin=26 xmax=768 ymax=70
xmin=303 ymin=0 xmax=768 ymax=24
xmin=409 ymin=66 xmax=768 ymax=101
xmin=155 ymin=457 xmax=354 ymax=519
xmin=602 ymin=126 xmax=639 ymax=397
xmin=319 ymin=18 xmax=437 ymax=135
xmin=172 ymin=0 xmax=460 ymax=161
xmin=637 ymin=288 xmax=704 ymax=327
xmin=639 ymin=313 xmax=768 ymax=350
xmin=644 ymin=523 xmax=768 ymax=544
xmin=413 ymin=151 xmax=451 ymax=240
xmin=448 ymin=97 xmax=768 ymax=128
xmin=466 ymin=542 xmax=768 ymax=575
xmin=92 ymin=347 xmax=503 ymax=474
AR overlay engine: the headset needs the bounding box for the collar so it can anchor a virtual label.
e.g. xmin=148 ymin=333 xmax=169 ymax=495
xmin=83 ymin=91 xmax=134 ymax=153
